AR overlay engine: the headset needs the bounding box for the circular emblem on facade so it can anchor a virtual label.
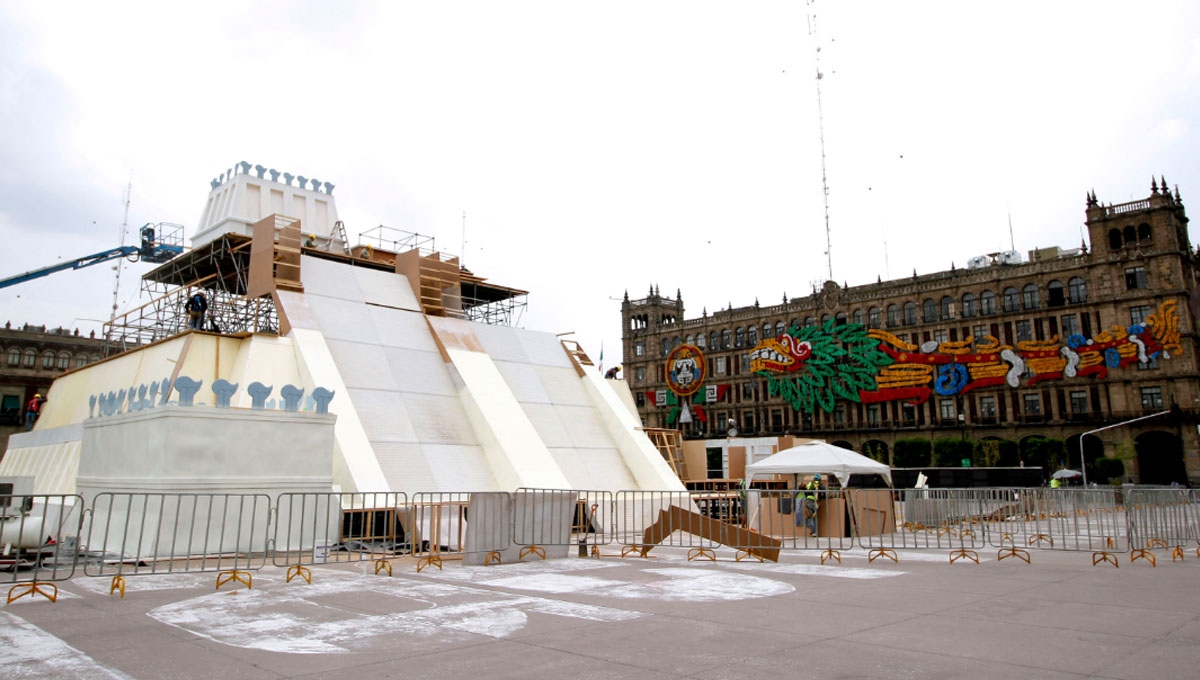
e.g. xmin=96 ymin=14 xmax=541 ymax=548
xmin=666 ymin=344 xmax=706 ymax=397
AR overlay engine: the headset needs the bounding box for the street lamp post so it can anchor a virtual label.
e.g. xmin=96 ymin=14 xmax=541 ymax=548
xmin=1078 ymin=409 xmax=1172 ymax=487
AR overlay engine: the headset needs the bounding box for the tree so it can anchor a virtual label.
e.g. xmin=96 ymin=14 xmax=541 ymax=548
xmin=933 ymin=437 xmax=974 ymax=467
xmin=861 ymin=441 xmax=889 ymax=465
xmin=1093 ymin=457 xmax=1125 ymax=485
xmin=893 ymin=438 xmax=932 ymax=468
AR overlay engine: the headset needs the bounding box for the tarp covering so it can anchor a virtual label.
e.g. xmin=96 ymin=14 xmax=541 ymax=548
xmin=744 ymin=440 xmax=892 ymax=488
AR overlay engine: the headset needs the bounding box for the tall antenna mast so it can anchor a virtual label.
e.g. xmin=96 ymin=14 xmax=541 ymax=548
xmin=808 ymin=1 xmax=834 ymax=282
xmin=108 ymin=174 xmax=132 ymax=341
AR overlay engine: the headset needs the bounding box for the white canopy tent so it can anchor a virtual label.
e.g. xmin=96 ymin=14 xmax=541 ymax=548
xmin=744 ymin=440 xmax=892 ymax=488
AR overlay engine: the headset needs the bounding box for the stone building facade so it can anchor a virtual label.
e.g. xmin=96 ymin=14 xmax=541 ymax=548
xmin=0 ymin=324 xmax=110 ymax=451
xmin=622 ymin=180 xmax=1200 ymax=484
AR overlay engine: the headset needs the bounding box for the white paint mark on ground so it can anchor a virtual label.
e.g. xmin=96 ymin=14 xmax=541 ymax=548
xmin=420 ymin=557 xmax=625 ymax=582
xmin=838 ymin=549 xmax=991 ymax=564
xmin=0 ymin=610 xmax=134 ymax=679
xmin=70 ymin=571 xmax=215 ymax=594
xmin=722 ymin=561 xmax=906 ymax=579
xmin=148 ymin=569 xmax=644 ymax=654
xmin=603 ymin=567 xmax=794 ymax=601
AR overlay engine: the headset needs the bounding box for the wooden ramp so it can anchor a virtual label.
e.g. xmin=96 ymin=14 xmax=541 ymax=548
xmin=641 ymin=505 xmax=781 ymax=562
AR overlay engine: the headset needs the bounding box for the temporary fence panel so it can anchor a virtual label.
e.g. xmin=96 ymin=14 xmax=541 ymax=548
xmin=513 ymin=489 xmax=613 ymax=560
xmin=856 ymin=489 xmax=989 ymax=554
xmin=82 ymin=492 xmax=272 ymax=578
xmin=614 ymin=491 xmax=716 ymax=558
xmin=981 ymin=488 xmax=1127 ymax=552
xmin=747 ymin=489 xmax=853 ymax=556
xmin=272 ymin=492 xmax=409 ymax=579
xmin=1 ymin=494 xmax=83 ymax=603
xmin=1125 ymin=488 xmax=1198 ymax=550
xmin=410 ymin=492 xmax=511 ymax=569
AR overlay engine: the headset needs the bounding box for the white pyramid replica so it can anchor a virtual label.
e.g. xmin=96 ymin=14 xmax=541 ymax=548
xmin=1 ymin=165 xmax=683 ymax=497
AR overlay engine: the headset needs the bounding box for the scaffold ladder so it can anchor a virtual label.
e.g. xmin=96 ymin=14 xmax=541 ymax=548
xmin=333 ymin=220 xmax=352 ymax=256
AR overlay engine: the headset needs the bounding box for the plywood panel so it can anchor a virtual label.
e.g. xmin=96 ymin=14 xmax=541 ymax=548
xmin=300 ymin=256 xmax=365 ymax=302
xmin=347 ymin=388 xmax=418 ymax=442
xmin=326 ymin=340 xmax=398 ymax=391
xmin=426 ymin=444 xmax=499 ymax=491
xmin=515 ymin=329 xmax=574 ymax=368
xmin=536 ymin=365 xmax=590 ymax=406
xmin=306 ymin=294 xmax=380 ymax=344
xmin=402 ymin=393 xmax=478 ymax=446
xmin=471 ymin=324 xmax=529 ymax=363
xmin=366 ymin=306 xmax=439 ymax=352
xmin=494 ymin=361 xmax=551 ymax=404
xmin=384 ymin=347 xmax=457 ymax=397
xmin=355 ymin=266 xmax=421 ymax=311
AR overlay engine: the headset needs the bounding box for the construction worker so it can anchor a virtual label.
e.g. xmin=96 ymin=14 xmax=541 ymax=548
xmin=185 ymin=291 xmax=208 ymax=330
xmin=799 ymin=474 xmax=821 ymax=537
xmin=304 ymin=233 xmax=316 ymax=248
xmin=24 ymin=393 xmax=43 ymax=431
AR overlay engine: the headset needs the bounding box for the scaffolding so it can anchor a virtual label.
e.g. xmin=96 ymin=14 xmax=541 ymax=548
xmin=104 ymin=233 xmax=278 ymax=350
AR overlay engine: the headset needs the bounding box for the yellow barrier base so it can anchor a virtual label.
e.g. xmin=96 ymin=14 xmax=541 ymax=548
xmin=620 ymin=545 xmax=653 ymax=558
xmin=519 ymin=546 xmax=547 ymax=561
xmin=416 ymin=554 xmax=443 ymax=573
xmin=484 ymin=551 xmax=502 ymax=566
xmin=820 ymin=549 xmax=841 ymax=565
xmin=590 ymin=544 xmax=601 ymax=559
xmin=949 ymin=549 xmax=979 ymax=564
xmin=286 ymin=565 xmax=312 ymax=584
xmin=110 ymin=575 xmax=127 ymax=597
xmin=1172 ymin=546 xmax=1184 ymax=562
xmin=735 ymin=549 xmax=765 ymax=563
xmin=868 ymin=548 xmax=898 ymax=564
xmin=687 ymin=547 xmax=716 ymax=562
xmin=374 ymin=559 xmax=393 ymax=576
xmin=1147 ymin=538 xmax=1168 ymax=549
xmin=7 ymin=581 xmax=58 ymax=604
xmin=1028 ymin=534 xmax=1053 ymax=547
xmin=1092 ymin=551 xmax=1118 ymax=567
xmin=216 ymin=570 xmax=252 ymax=591
xmin=1130 ymin=549 xmax=1157 ymax=567
xmin=997 ymin=547 xmax=1030 ymax=564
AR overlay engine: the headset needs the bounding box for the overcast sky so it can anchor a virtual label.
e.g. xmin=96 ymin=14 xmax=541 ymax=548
xmin=2 ymin=1 xmax=1198 ymax=369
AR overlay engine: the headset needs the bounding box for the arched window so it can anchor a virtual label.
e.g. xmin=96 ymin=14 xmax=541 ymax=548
xmin=735 ymin=328 xmax=745 ymax=347
xmin=835 ymin=312 xmax=847 ymax=325
xmin=721 ymin=329 xmax=731 ymax=349
xmin=1108 ymin=228 xmax=1123 ymax=250
xmin=90 ymin=354 xmax=102 ymax=363
xmin=75 ymin=354 xmax=88 ymax=368
xmin=804 ymin=317 xmax=817 ymax=328
xmin=762 ymin=323 xmax=772 ymax=340
xmin=56 ymin=352 xmax=69 ymax=369
xmin=696 ymin=333 xmax=706 ymax=349
xmin=852 ymin=309 xmax=865 ymax=326
xmin=42 ymin=350 xmax=55 ymax=368
xmin=6 ymin=348 xmax=18 ymax=366
xmin=1022 ymin=284 xmax=1040 ymax=310
xmin=661 ymin=338 xmax=671 ymax=356
xmin=1047 ymin=280 xmax=1065 ymax=307
xmin=1003 ymin=287 xmax=1020 ymax=312
xmin=961 ymin=293 xmax=977 ymax=318
xmin=886 ymin=304 xmax=900 ymax=327
xmin=868 ymin=307 xmax=881 ymax=328
xmin=1123 ymin=225 xmax=1136 ymax=245
xmin=922 ymin=299 xmax=937 ymax=323
xmin=747 ymin=326 xmax=757 ymax=345
xmin=1138 ymin=223 xmax=1152 ymax=242
xmin=903 ymin=302 xmax=918 ymax=325
xmin=709 ymin=332 xmax=718 ymax=349
xmin=980 ymin=290 xmax=996 ymax=315
xmin=940 ymin=296 xmax=954 ymax=319
xmin=775 ymin=322 xmax=785 ymax=337
xmin=23 ymin=349 xmax=35 ymax=367
xmin=1068 ymin=277 xmax=1087 ymax=303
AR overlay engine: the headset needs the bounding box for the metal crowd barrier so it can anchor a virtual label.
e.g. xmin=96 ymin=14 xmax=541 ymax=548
xmin=409 ymin=491 xmax=511 ymax=571
xmin=744 ymin=489 xmax=853 ymax=563
xmin=1124 ymin=488 xmax=1198 ymax=563
xmin=513 ymin=489 xmax=612 ymax=560
xmin=614 ymin=490 xmax=719 ymax=560
xmin=852 ymin=489 xmax=988 ymax=563
xmin=979 ymin=488 xmax=1127 ymax=554
xmin=1 ymin=494 xmax=83 ymax=603
xmin=82 ymin=492 xmax=272 ymax=595
xmin=271 ymin=492 xmax=408 ymax=582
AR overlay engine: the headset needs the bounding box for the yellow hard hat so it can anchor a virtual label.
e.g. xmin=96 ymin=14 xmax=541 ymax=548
xmin=309 ymin=233 xmax=316 ymax=239
xmin=35 ymin=393 xmax=42 ymax=398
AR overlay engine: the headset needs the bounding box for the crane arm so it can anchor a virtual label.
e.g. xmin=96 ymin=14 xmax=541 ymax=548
xmin=0 ymin=246 xmax=141 ymax=291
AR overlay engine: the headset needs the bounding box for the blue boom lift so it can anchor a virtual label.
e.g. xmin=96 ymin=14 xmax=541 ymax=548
xmin=0 ymin=223 xmax=184 ymax=290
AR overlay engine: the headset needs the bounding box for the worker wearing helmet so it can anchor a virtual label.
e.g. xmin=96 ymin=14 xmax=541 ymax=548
xmin=25 ymin=393 xmax=45 ymax=431
xmin=304 ymin=233 xmax=316 ymax=248
xmin=798 ymin=473 xmax=822 ymax=537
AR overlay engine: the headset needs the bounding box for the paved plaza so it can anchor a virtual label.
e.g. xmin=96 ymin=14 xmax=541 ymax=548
xmin=3 ymin=545 xmax=1199 ymax=679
